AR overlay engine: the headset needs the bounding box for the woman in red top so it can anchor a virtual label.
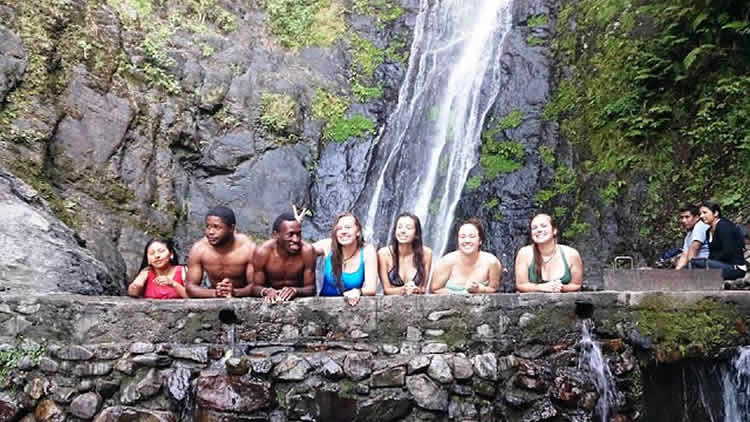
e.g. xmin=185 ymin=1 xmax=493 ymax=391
xmin=127 ymin=238 xmax=188 ymax=299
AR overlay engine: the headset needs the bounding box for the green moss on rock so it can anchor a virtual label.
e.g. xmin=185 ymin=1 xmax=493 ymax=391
xmin=635 ymin=298 xmax=743 ymax=362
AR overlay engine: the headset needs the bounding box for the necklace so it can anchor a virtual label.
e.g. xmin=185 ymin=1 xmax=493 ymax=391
xmin=343 ymin=249 xmax=357 ymax=263
xmin=541 ymin=247 xmax=557 ymax=264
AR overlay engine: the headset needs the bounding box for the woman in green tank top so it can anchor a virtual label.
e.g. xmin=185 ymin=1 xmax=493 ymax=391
xmin=514 ymin=213 xmax=583 ymax=293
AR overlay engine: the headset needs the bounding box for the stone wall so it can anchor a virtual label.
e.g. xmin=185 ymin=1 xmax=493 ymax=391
xmin=1 ymin=292 xmax=749 ymax=421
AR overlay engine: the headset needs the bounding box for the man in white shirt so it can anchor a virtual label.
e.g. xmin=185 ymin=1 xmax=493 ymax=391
xmin=675 ymin=205 xmax=710 ymax=270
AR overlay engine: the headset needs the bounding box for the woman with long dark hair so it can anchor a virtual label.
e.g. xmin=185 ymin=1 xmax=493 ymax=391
xmin=128 ymin=238 xmax=189 ymax=299
xmin=378 ymin=213 xmax=433 ymax=295
xmin=313 ymin=212 xmax=378 ymax=305
xmin=515 ymin=213 xmax=583 ymax=293
xmin=430 ymin=218 xmax=502 ymax=294
xmin=694 ymin=201 xmax=746 ymax=280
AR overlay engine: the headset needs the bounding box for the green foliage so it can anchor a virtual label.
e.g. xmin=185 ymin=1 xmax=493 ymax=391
xmin=548 ymin=0 xmax=750 ymax=250
xmin=186 ymin=0 xmax=238 ymax=33
xmin=259 ymin=93 xmax=297 ymax=132
xmin=0 ymin=342 xmax=45 ymax=385
xmin=352 ymin=80 xmax=383 ymax=102
xmin=385 ymin=38 xmax=408 ymax=64
xmin=536 ymin=166 xmax=576 ymax=205
xmin=539 ymin=145 xmax=555 ymax=166
xmin=600 ymin=179 xmax=625 ymax=204
xmin=312 ymin=89 xmax=349 ymax=122
xmin=497 ymin=109 xmax=524 ymax=130
xmin=353 ymin=0 xmax=404 ymax=28
xmin=349 ymin=34 xmax=385 ymax=102
xmin=480 ymin=140 xmax=525 ymax=179
xmin=351 ymin=34 xmax=385 ymax=78
xmin=526 ymin=35 xmax=545 ymax=47
xmin=312 ymin=89 xmax=373 ymax=141
xmin=527 ymin=14 xmax=549 ymax=29
xmin=264 ymin=0 xmax=346 ymax=50
xmin=636 ymin=299 xmax=742 ymax=361
xmin=485 ymin=197 xmax=500 ymax=210
xmin=326 ymin=114 xmax=376 ymax=142
xmin=465 ymin=176 xmax=482 ymax=191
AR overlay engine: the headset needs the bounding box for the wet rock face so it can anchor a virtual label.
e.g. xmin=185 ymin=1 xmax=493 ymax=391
xmin=0 ymin=0 xmax=416 ymax=285
xmin=195 ymin=372 xmax=273 ymax=413
xmin=0 ymin=26 xmax=26 ymax=103
xmin=0 ymin=168 xmax=121 ymax=295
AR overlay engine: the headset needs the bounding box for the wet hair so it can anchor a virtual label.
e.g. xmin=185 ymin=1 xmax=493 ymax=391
xmin=678 ymin=205 xmax=699 ymax=216
xmin=206 ymin=206 xmax=236 ymax=227
xmin=455 ymin=217 xmax=485 ymax=244
xmin=389 ymin=212 xmax=426 ymax=286
xmin=139 ymin=238 xmax=179 ymax=271
xmin=272 ymin=213 xmax=297 ymax=233
xmin=330 ymin=212 xmax=364 ymax=291
xmin=530 ymin=213 xmax=557 ymax=283
xmin=700 ymin=201 xmax=721 ymax=217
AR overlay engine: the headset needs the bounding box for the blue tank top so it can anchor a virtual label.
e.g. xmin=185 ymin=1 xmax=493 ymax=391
xmin=320 ymin=248 xmax=365 ymax=296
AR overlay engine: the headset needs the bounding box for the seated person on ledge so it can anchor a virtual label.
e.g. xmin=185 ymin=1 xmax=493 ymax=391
xmin=251 ymin=212 xmax=316 ymax=303
xmin=691 ymin=201 xmax=747 ymax=280
xmin=674 ymin=204 xmax=710 ymax=270
xmin=515 ymin=213 xmax=583 ymax=293
xmin=313 ymin=212 xmax=377 ymax=305
xmin=128 ymin=238 xmax=188 ymax=299
xmin=378 ymin=212 xmax=433 ymax=295
xmin=185 ymin=206 xmax=256 ymax=298
xmin=430 ymin=217 xmax=501 ymax=294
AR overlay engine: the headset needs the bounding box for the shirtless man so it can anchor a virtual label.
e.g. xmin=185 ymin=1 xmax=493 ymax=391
xmin=186 ymin=206 xmax=256 ymax=298
xmin=251 ymin=213 xmax=316 ymax=303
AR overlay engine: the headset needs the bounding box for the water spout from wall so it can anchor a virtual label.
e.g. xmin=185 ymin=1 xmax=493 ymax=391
xmin=578 ymin=320 xmax=616 ymax=422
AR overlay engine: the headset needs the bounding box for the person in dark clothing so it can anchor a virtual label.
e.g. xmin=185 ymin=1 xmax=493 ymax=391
xmin=690 ymin=201 xmax=747 ymax=280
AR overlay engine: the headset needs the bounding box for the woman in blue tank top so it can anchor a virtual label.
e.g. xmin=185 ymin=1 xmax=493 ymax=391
xmin=313 ymin=212 xmax=378 ymax=305
xmin=515 ymin=213 xmax=583 ymax=293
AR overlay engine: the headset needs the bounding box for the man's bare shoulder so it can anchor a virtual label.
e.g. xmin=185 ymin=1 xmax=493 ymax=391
xmin=255 ymin=239 xmax=276 ymax=257
xmin=189 ymin=238 xmax=211 ymax=256
xmin=234 ymin=233 xmax=256 ymax=248
xmin=300 ymin=242 xmax=316 ymax=259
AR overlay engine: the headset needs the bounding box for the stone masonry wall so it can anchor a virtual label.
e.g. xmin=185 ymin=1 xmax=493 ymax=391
xmin=1 ymin=292 xmax=749 ymax=421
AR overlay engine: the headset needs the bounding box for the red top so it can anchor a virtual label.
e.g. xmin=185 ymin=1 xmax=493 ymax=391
xmin=143 ymin=265 xmax=185 ymax=299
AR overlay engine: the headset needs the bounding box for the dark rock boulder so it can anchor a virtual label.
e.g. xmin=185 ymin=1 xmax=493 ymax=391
xmin=0 ymin=167 xmax=121 ymax=295
xmin=0 ymin=25 xmax=27 ymax=103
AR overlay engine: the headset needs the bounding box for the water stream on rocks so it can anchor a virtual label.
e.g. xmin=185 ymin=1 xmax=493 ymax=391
xmin=578 ymin=320 xmax=616 ymax=422
xmin=362 ymin=0 xmax=512 ymax=256
xmin=722 ymin=346 xmax=750 ymax=421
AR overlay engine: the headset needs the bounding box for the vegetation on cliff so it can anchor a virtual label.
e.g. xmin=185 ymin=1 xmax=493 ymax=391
xmin=545 ymin=0 xmax=750 ymax=250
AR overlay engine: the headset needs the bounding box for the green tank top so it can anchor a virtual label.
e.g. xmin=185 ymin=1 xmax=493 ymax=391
xmin=528 ymin=248 xmax=572 ymax=284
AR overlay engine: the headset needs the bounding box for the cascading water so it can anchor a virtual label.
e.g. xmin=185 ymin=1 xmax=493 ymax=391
xmin=722 ymin=346 xmax=750 ymax=421
xmin=578 ymin=320 xmax=616 ymax=422
xmin=361 ymin=0 xmax=512 ymax=256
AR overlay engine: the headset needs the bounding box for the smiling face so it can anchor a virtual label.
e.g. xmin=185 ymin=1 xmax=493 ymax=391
xmin=146 ymin=241 xmax=172 ymax=270
xmin=394 ymin=216 xmax=417 ymax=245
xmin=530 ymin=214 xmax=557 ymax=245
xmin=457 ymin=223 xmax=481 ymax=255
xmin=335 ymin=215 xmax=360 ymax=247
xmin=276 ymin=220 xmax=302 ymax=255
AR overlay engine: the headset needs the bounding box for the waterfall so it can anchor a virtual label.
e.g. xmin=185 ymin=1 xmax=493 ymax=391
xmin=362 ymin=0 xmax=512 ymax=256
xmin=578 ymin=320 xmax=616 ymax=422
xmin=723 ymin=346 xmax=750 ymax=421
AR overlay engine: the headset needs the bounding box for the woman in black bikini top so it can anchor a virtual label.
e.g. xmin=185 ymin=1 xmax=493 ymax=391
xmin=377 ymin=212 xmax=433 ymax=295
